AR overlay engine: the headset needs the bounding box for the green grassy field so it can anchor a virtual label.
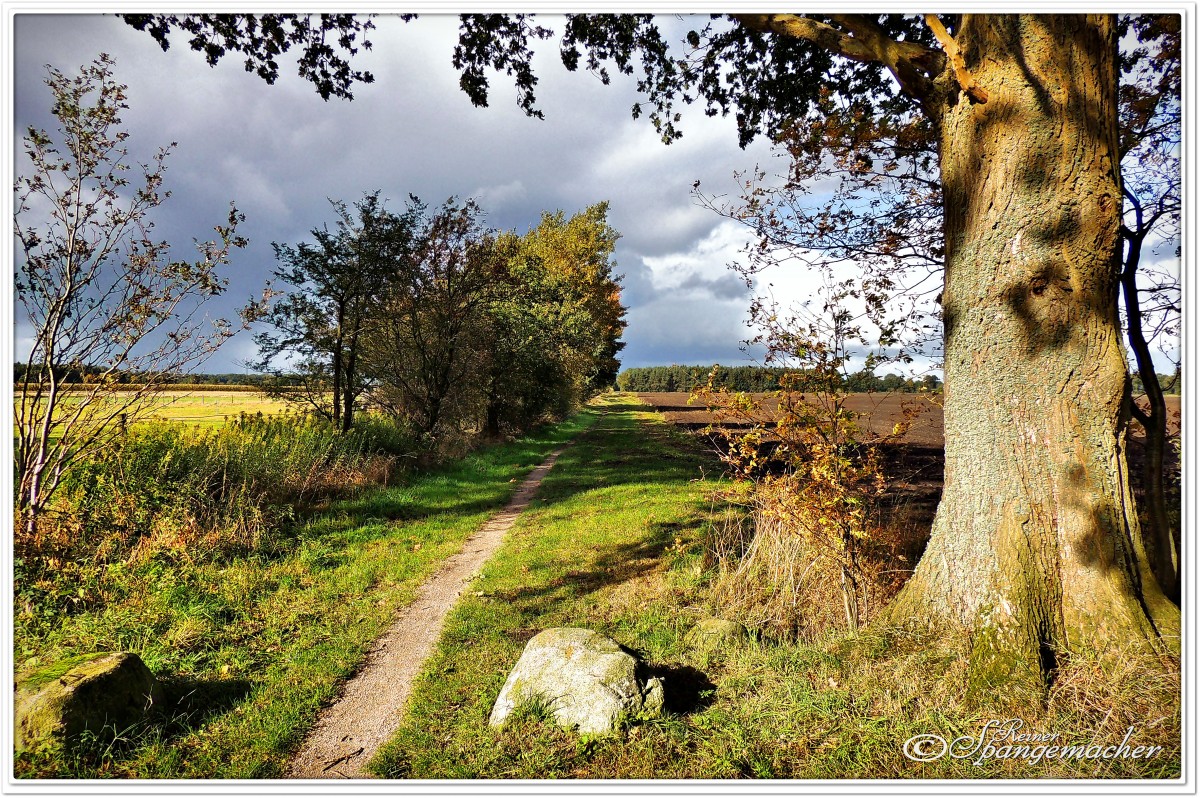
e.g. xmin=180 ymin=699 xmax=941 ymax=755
xmin=14 ymin=407 xmax=594 ymax=778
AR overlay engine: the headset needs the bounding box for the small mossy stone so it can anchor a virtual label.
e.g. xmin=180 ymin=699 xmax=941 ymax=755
xmin=686 ymin=617 xmax=749 ymax=652
xmin=489 ymin=628 xmax=666 ymax=735
xmin=15 ymin=652 xmax=159 ymax=752
xmin=641 ymin=675 xmax=666 ymax=715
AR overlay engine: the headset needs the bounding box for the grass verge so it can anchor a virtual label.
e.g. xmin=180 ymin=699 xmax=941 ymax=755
xmin=369 ymin=393 xmax=1181 ymax=780
xmin=14 ymin=408 xmax=594 ymax=778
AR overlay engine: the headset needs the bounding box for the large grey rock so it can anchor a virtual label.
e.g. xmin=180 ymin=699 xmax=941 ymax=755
xmin=489 ymin=628 xmax=665 ymax=735
xmin=15 ymin=652 xmax=159 ymax=751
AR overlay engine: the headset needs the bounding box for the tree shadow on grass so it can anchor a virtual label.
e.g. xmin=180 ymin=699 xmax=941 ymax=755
xmin=295 ymin=403 xmax=718 ymax=553
xmin=151 ymin=675 xmax=253 ymax=739
xmin=491 ymin=522 xmax=680 ymax=612
xmin=529 ymin=430 xmax=718 ymax=506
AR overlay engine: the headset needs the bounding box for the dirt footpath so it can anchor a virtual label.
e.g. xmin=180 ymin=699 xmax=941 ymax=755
xmin=286 ymin=445 xmax=569 ymax=779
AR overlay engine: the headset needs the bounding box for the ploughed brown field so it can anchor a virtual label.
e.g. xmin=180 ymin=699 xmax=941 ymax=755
xmin=635 ymin=391 xmax=1181 ymax=446
xmin=636 ymin=390 xmax=1181 ymax=548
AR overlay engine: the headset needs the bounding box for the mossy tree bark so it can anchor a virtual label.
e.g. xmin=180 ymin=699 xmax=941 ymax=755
xmin=885 ymin=15 xmax=1179 ymax=692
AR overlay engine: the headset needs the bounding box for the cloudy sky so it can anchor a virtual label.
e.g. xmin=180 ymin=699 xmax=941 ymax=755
xmin=11 ymin=12 xmax=830 ymax=374
xmin=11 ymin=13 xmax=1182 ymax=378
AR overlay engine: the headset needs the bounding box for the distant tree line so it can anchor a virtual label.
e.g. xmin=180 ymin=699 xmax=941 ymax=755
xmin=156 ymin=372 xmax=270 ymax=386
xmin=1132 ymin=370 xmax=1182 ymax=396
xmin=252 ymin=193 xmax=625 ymax=446
xmin=12 ymin=364 xmax=273 ymax=387
xmin=617 ymin=365 xmax=943 ymax=394
xmin=21 ymin=361 xmax=1174 ymax=401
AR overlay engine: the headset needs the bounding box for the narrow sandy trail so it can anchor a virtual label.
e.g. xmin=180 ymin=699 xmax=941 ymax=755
xmin=286 ymin=445 xmax=570 ymax=779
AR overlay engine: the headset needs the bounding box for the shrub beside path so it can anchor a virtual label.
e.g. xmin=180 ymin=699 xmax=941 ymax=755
xmin=286 ymin=444 xmax=571 ymax=779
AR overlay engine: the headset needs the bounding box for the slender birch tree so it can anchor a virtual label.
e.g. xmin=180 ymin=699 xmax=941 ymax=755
xmin=14 ymin=54 xmax=250 ymax=535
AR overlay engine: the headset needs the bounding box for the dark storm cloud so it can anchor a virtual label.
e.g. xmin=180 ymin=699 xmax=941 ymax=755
xmin=12 ymin=13 xmax=776 ymax=372
xmin=612 ymin=254 xmax=657 ymax=312
xmin=676 ymin=272 xmax=750 ymax=301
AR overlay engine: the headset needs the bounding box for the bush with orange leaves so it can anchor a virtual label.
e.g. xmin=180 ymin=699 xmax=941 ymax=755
xmin=692 ymin=295 xmax=919 ymax=640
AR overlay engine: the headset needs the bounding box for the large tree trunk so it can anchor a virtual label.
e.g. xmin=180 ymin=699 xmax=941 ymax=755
xmin=887 ymin=15 xmax=1179 ymax=693
xmin=485 ymin=393 xmax=502 ymax=438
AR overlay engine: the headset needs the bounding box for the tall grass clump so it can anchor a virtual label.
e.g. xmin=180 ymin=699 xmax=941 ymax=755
xmin=16 ymin=413 xmax=417 ymax=614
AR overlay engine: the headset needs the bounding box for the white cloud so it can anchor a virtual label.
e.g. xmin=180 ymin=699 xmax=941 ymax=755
xmin=472 ymin=180 xmax=527 ymax=211
xmin=640 ymin=220 xmax=752 ymax=286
